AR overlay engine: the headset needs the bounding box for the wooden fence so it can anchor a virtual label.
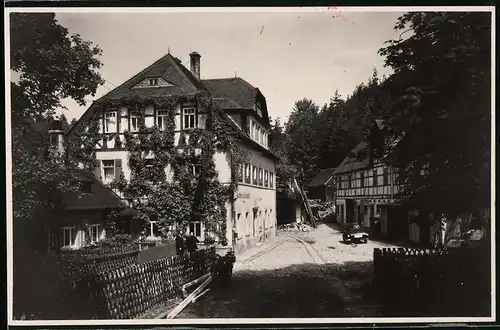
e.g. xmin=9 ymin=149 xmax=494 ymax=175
xmin=373 ymin=246 xmax=490 ymax=316
xmin=90 ymin=246 xmax=216 ymax=319
xmin=63 ymin=248 xmax=140 ymax=284
xmin=62 ymin=243 xmax=139 ymax=258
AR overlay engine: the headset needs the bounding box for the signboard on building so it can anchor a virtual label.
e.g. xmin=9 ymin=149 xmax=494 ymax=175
xmin=236 ymin=192 xmax=250 ymax=199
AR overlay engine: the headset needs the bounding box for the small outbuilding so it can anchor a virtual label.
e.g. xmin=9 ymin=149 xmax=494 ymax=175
xmin=304 ymin=168 xmax=336 ymax=202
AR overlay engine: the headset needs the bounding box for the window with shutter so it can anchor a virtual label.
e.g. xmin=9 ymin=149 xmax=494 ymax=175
xmin=115 ymin=159 xmax=123 ymax=179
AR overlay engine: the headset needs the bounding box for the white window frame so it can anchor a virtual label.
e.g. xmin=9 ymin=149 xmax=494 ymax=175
xmin=61 ymin=226 xmax=76 ymax=248
xmin=238 ymin=164 xmax=244 ymax=182
xmin=259 ymin=168 xmax=263 ymax=186
xmin=130 ymin=112 xmax=141 ymax=132
xmin=149 ymin=78 xmax=158 ymax=86
xmin=89 ymin=224 xmax=101 ymax=243
xmin=245 ymin=163 xmax=251 ymax=184
xmin=102 ymin=160 xmax=115 ymax=184
xmin=187 ymin=221 xmax=203 ymax=239
xmin=264 ymin=170 xmax=269 ymax=187
xmin=251 ymin=121 xmax=256 ymax=139
xmin=183 ymin=107 xmax=196 ymax=129
xmin=252 ymin=166 xmax=258 ymax=185
xmin=270 ymin=172 xmax=274 ymax=189
xmin=105 ymin=112 xmax=117 ymax=133
xmin=157 ymin=110 xmax=169 ymax=130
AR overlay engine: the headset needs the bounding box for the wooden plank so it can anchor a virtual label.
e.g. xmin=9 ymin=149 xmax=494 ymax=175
xmin=192 ymin=288 xmax=210 ymax=303
xmin=166 ymin=276 xmax=212 ymax=319
xmin=181 ymin=273 xmax=210 ymax=298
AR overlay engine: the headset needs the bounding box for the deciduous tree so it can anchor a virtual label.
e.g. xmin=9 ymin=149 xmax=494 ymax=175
xmin=10 ymin=12 xmax=104 ymax=230
xmin=377 ymin=12 xmax=491 ymax=217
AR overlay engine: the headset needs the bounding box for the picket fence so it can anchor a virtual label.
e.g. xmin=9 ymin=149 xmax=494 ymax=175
xmin=64 ymin=248 xmax=140 ymax=284
xmin=90 ymin=246 xmax=216 ymax=319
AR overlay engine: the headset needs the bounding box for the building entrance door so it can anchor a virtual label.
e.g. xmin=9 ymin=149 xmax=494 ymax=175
xmin=253 ymin=209 xmax=258 ymax=237
xmin=346 ymin=199 xmax=355 ymax=223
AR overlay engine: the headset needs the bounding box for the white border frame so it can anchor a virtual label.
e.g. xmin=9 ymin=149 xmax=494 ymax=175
xmin=5 ymin=5 xmax=496 ymax=326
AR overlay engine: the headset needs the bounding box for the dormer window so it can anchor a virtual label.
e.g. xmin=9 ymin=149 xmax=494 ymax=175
xmin=149 ymin=78 xmax=158 ymax=86
xmin=255 ymin=102 xmax=263 ymax=118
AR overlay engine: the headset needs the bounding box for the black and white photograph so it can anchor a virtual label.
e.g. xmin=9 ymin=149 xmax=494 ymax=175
xmin=6 ymin=6 xmax=495 ymax=325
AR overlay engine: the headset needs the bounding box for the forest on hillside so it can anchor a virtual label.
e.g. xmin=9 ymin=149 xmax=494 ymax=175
xmin=270 ymin=12 xmax=491 ymax=218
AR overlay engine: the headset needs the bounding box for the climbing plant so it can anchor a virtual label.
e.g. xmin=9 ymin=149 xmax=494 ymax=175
xmin=69 ymin=91 xmax=250 ymax=245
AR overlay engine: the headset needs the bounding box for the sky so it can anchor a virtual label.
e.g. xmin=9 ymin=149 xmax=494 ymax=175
xmin=51 ymin=9 xmax=404 ymax=123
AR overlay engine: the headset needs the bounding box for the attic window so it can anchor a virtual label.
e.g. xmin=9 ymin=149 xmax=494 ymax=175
xmin=149 ymin=78 xmax=158 ymax=86
xmin=255 ymin=102 xmax=263 ymax=118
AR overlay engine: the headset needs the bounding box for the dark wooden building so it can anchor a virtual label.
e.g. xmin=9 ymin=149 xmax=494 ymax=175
xmin=304 ymin=168 xmax=336 ymax=202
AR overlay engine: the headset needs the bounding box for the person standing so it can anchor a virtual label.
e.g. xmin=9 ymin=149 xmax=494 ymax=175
xmin=175 ymin=231 xmax=185 ymax=255
xmin=185 ymin=232 xmax=199 ymax=253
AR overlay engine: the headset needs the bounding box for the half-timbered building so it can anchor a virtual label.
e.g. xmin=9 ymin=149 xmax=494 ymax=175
xmin=66 ymin=51 xmax=278 ymax=253
xmin=334 ymin=121 xmax=407 ymax=239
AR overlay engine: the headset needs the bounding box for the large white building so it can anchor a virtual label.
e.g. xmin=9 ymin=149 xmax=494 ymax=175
xmin=66 ymin=51 xmax=278 ymax=253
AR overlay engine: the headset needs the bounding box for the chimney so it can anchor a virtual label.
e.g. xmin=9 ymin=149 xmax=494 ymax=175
xmin=189 ymin=51 xmax=201 ymax=80
xmin=48 ymin=119 xmax=65 ymax=157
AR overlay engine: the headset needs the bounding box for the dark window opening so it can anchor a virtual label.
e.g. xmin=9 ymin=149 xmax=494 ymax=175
xmin=49 ymin=135 xmax=58 ymax=147
xmin=383 ymin=168 xmax=389 ymax=185
xmin=81 ymin=181 xmax=92 ymax=193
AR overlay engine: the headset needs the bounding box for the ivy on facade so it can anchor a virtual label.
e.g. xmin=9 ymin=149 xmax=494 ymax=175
xmin=69 ymin=91 xmax=250 ymax=245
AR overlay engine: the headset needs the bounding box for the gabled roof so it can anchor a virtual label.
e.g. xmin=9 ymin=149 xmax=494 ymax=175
xmin=67 ymin=53 xmax=205 ymax=136
xmin=60 ymin=169 xmax=126 ymax=211
xmin=204 ymin=78 xmax=271 ymax=129
xmin=66 ymin=52 xmax=274 ymax=157
xmin=333 ymin=142 xmax=371 ymax=175
xmin=212 ymin=98 xmax=241 ymax=109
xmin=305 ymin=168 xmax=336 ymax=187
xmin=99 ymin=53 xmax=205 ymax=101
xmin=203 ymin=77 xmax=257 ymax=109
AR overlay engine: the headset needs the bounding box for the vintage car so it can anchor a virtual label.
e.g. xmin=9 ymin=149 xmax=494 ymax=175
xmin=342 ymin=223 xmax=370 ymax=244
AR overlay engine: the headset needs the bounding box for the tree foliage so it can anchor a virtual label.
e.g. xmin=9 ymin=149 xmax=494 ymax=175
xmin=377 ymin=12 xmax=491 ymax=216
xmin=10 ymin=13 xmax=104 ymax=119
xmin=268 ymin=117 xmax=297 ymax=197
xmin=10 ymin=13 xmax=104 ymax=226
xmin=284 ymin=70 xmax=390 ymax=184
xmin=285 ymin=98 xmax=321 ymax=184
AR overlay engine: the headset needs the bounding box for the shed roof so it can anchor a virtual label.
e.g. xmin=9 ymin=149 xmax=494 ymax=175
xmin=305 ymin=168 xmax=336 ymax=187
xmin=60 ymin=169 xmax=127 ymax=211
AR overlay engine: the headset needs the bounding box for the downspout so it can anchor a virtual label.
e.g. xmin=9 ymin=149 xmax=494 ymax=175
xmin=229 ymin=150 xmax=236 ymax=249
